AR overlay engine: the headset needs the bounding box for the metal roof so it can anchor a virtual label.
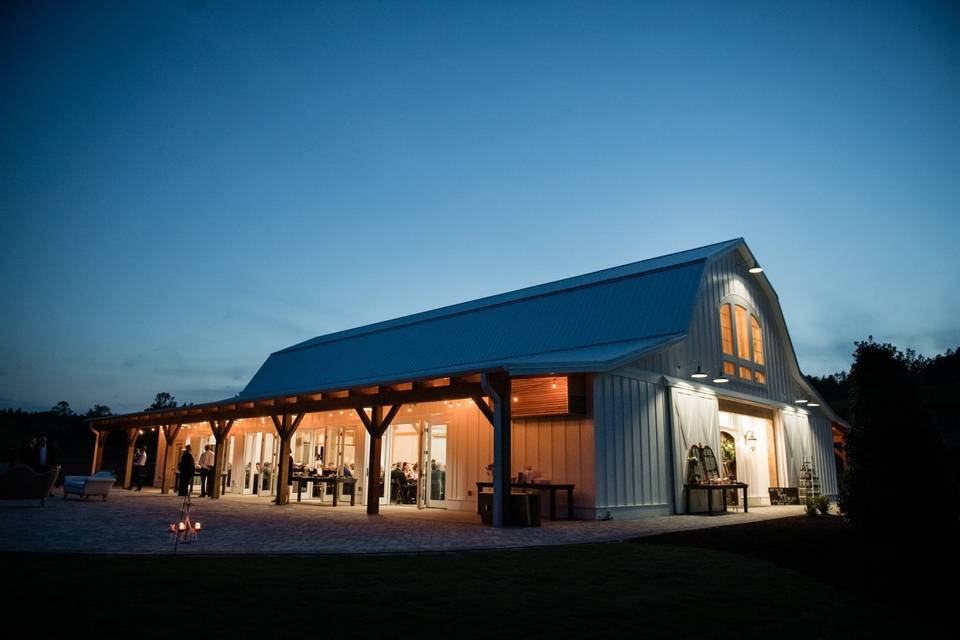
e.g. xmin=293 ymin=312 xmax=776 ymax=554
xmin=240 ymin=239 xmax=744 ymax=399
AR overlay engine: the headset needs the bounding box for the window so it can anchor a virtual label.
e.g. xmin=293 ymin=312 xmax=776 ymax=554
xmin=720 ymin=304 xmax=734 ymax=355
xmin=751 ymin=315 xmax=764 ymax=365
xmin=735 ymin=305 xmax=750 ymax=360
xmin=719 ymin=297 xmax=766 ymax=385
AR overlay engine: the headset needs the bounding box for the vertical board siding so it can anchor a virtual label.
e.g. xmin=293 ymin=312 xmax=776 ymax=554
xmin=636 ymin=252 xmax=806 ymax=405
xmin=593 ymin=372 xmax=672 ymax=508
xmin=512 ymin=416 xmax=596 ymax=510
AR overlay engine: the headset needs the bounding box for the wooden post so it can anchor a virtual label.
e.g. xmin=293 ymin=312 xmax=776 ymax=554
xmin=122 ymin=427 xmax=139 ymax=490
xmin=357 ymin=404 xmax=402 ymax=515
xmin=270 ymin=413 xmax=304 ymax=505
xmin=89 ymin=428 xmax=107 ymax=476
xmin=208 ymin=419 xmax=235 ymax=499
xmin=481 ymin=373 xmax=512 ymax=528
xmin=160 ymin=424 xmax=182 ymax=494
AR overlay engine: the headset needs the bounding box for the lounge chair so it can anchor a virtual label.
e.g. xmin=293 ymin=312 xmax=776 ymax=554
xmin=0 ymin=464 xmax=61 ymax=506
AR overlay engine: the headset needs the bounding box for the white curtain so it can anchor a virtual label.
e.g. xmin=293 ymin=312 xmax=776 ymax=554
xmin=670 ymin=388 xmax=721 ymax=510
xmin=781 ymin=411 xmax=813 ymax=487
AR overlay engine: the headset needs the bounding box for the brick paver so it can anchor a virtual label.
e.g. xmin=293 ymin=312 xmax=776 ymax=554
xmin=0 ymin=488 xmax=805 ymax=554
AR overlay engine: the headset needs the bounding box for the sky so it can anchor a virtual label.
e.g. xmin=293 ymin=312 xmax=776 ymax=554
xmin=1 ymin=1 xmax=958 ymax=414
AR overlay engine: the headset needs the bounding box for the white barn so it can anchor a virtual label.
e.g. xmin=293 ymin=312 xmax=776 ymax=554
xmin=91 ymin=238 xmax=845 ymax=526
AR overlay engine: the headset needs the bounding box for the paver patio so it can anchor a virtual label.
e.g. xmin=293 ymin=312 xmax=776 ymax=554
xmin=0 ymin=488 xmax=805 ymax=554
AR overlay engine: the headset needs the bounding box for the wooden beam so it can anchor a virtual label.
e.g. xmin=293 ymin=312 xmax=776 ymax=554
xmin=209 ymin=419 xmax=235 ymax=499
xmin=87 ymin=382 xmax=486 ymax=430
xmin=473 ymin=396 xmax=494 ymax=426
xmin=121 ymin=427 xmax=139 ymax=490
xmin=160 ymin=423 xmax=183 ymax=494
xmin=481 ymin=373 xmax=512 ymax=528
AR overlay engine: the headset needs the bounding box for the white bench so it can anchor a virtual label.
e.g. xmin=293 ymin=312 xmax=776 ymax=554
xmin=63 ymin=472 xmax=115 ymax=501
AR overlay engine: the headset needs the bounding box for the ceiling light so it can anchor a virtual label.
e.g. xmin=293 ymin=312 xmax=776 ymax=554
xmin=513 ymin=396 xmax=519 ymax=402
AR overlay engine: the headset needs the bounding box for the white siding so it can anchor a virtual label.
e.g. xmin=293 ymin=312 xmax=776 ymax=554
xmin=593 ymin=372 xmax=672 ymax=516
xmin=637 ymin=251 xmax=807 ymax=405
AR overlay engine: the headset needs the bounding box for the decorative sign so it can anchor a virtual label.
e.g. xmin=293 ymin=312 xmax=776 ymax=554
xmin=768 ymin=487 xmax=801 ymax=505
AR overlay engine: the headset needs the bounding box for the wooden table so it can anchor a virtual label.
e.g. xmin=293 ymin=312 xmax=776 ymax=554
xmin=683 ymin=482 xmax=748 ymax=515
xmin=292 ymin=475 xmax=357 ymax=506
xmin=476 ymin=482 xmax=575 ymax=520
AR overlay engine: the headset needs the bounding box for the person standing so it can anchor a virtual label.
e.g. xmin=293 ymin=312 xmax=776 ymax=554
xmin=178 ymin=445 xmax=195 ymax=497
xmin=198 ymin=444 xmax=215 ymax=497
xmin=130 ymin=447 xmax=142 ymax=490
xmin=134 ymin=446 xmax=147 ymax=491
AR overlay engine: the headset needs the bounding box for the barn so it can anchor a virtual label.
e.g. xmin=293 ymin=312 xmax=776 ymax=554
xmin=89 ymin=238 xmax=845 ymax=526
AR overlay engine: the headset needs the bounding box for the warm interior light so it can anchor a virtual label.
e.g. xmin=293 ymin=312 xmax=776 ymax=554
xmin=691 ymin=365 xmax=708 ymax=379
xmin=512 ymin=396 xmax=519 ymax=402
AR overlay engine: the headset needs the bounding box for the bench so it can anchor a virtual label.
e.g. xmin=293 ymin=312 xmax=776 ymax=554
xmin=63 ymin=471 xmax=116 ymax=501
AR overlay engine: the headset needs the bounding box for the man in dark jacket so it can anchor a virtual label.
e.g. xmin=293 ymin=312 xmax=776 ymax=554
xmin=178 ymin=444 xmax=195 ymax=496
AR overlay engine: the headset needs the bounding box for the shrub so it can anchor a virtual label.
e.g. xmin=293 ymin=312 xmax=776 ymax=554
xmin=805 ymin=496 xmax=818 ymax=517
xmin=815 ymin=495 xmax=831 ymax=515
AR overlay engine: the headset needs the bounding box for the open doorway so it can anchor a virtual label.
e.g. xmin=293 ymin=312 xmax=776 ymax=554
xmin=718 ymin=400 xmax=779 ymax=505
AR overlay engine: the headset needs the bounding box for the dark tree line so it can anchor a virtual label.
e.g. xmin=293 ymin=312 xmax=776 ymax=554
xmin=809 ymin=339 xmax=959 ymax=537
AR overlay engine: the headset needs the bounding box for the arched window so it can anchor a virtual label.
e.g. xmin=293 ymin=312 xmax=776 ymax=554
xmin=719 ymin=299 xmax=766 ymax=384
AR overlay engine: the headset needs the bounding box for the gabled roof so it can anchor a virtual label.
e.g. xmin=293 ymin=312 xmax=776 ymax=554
xmin=239 ymin=239 xmax=744 ymax=400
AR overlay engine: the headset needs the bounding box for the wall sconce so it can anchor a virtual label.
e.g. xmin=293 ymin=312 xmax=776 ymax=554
xmin=744 ymin=430 xmax=757 ymax=451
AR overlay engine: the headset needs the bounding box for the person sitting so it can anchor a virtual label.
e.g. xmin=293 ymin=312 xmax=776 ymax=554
xmin=390 ymin=463 xmax=406 ymax=503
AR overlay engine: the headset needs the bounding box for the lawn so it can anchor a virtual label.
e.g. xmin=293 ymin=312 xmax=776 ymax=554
xmin=6 ymin=515 xmax=933 ymax=638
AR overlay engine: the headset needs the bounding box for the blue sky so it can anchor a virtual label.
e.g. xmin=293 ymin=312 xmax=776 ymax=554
xmin=1 ymin=1 xmax=958 ymax=413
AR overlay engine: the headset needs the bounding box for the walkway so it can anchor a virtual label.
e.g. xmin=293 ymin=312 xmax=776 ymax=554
xmin=0 ymin=488 xmax=805 ymax=554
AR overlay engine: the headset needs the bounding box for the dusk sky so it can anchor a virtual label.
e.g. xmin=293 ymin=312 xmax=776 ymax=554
xmin=1 ymin=1 xmax=958 ymax=414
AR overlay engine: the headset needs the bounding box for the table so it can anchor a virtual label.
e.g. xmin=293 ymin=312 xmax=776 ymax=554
xmin=476 ymin=482 xmax=575 ymax=520
xmin=683 ymin=482 xmax=748 ymax=515
xmin=292 ymin=475 xmax=357 ymax=506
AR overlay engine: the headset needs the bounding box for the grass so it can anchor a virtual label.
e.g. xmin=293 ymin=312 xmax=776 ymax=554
xmin=6 ymin=516 xmax=926 ymax=639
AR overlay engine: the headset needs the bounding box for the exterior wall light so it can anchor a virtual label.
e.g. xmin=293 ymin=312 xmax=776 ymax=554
xmin=794 ymin=398 xmax=808 ymax=404
xmin=712 ymin=372 xmax=730 ymax=384
xmin=691 ymin=364 xmax=709 ymax=379
xmin=748 ymin=262 xmax=763 ymax=274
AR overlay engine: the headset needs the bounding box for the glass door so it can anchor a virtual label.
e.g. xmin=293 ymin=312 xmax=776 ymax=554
xmin=242 ymin=432 xmax=262 ymax=495
xmin=381 ymin=423 xmax=419 ymax=505
xmin=420 ymin=423 xmax=447 ymax=509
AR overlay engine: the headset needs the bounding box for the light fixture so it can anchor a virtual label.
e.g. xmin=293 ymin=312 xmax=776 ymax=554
xmin=748 ymin=262 xmax=763 ymax=274
xmin=691 ymin=364 xmax=709 ymax=379
xmin=807 ymin=400 xmax=820 ymax=407
xmin=712 ymin=372 xmax=730 ymax=384
xmin=512 ymin=396 xmax=519 ymax=402
xmin=795 ymin=398 xmax=808 ymax=405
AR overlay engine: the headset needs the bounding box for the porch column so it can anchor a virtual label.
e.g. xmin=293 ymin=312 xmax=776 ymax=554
xmin=121 ymin=427 xmax=139 ymax=489
xmin=160 ymin=423 xmax=183 ymax=494
xmin=481 ymin=372 xmax=512 ymax=528
xmin=208 ymin=419 xmax=235 ymax=499
xmin=357 ymin=404 xmax=402 ymax=515
xmin=89 ymin=428 xmax=108 ymax=476
xmin=271 ymin=413 xmax=304 ymax=505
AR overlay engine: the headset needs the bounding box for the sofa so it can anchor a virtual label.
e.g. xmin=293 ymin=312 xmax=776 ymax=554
xmin=0 ymin=464 xmax=61 ymax=506
xmin=63 ymin=471 xmax=116 ymax=501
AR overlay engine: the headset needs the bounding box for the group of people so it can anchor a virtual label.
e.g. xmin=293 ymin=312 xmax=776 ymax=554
xmin=177 ymin=444 xmax=217 ymax=497
xmin=385 ymin=460 xmax=446 ymax=503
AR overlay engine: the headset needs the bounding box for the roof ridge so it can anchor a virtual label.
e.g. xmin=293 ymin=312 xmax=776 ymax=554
xmin=280 ymin=238 xmax=741 ymax=355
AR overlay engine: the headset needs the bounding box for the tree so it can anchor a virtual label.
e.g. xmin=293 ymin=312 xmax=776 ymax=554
xmin=51 ymin=401 xmax=73 ymax=416
xmin=839 ymin=339 xmax=959 ymax=537
xmin=147 ymin=392 xmax=177 ymax=411
xmin=85 ymin=405 xmax=113 ymax=418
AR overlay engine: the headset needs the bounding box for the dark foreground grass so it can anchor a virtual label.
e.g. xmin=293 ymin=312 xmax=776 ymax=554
xmin=7 ymin=534 xmax=908 ymax=639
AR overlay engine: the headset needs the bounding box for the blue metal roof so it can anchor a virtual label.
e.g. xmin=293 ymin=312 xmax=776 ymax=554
xmin=239 ymin=239 xmax=743 ymax=400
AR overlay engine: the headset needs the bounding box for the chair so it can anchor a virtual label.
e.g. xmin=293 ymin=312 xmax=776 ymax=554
xmin=0 ymin=465 xmax=60 ymax=506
